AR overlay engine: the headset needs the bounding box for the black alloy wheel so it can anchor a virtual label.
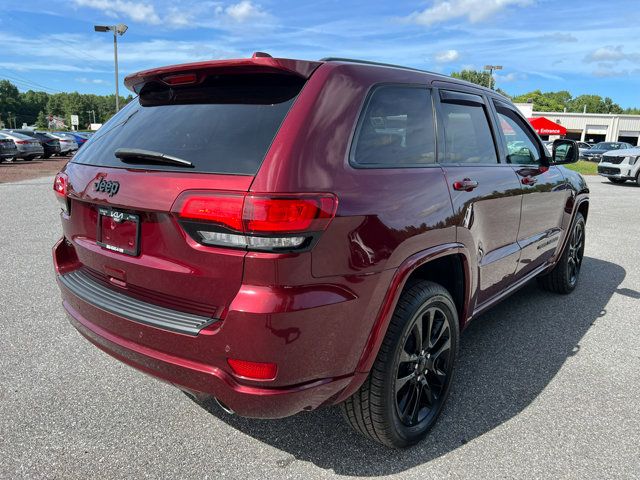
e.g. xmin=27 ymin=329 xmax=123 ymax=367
xmin=395 ymin=304 xmax=452 ymax=427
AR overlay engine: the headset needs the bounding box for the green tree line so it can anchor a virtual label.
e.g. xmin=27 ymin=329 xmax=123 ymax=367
xmin=0 ymin=79 xmax=133 ymax=130
xmin=450 ymin=69 xmax=640 ymax=115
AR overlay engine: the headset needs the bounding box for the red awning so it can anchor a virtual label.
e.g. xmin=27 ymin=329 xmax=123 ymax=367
xmin=528 ymin=117 xmax=567 ymax=136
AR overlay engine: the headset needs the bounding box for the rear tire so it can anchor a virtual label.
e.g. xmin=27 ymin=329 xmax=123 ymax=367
xmin=608 ymin=178 xmax=626 ymax=184
xmin=537 ymin=212 xmax=586 ymax=294
xmin=341 ymin=281 xmax=459 ymax=448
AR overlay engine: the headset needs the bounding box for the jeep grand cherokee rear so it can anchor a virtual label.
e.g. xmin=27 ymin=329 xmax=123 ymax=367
xmin=54 ymin=55 xmax=588 ymax=448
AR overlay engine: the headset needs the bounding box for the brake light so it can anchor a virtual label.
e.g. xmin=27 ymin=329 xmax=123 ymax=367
xmin=227 ymin=358 xmax=277 ymax=380
xmin=163 ymin=73 xmax=198 ymax=85
xmin=15 ymin=140 xmax=29 ymax=144
xmin=173 ymin=191 xmax=338 ymax=252
xmin=53 ymin=172 xmax=67 ymax=196
xmin=53 ymin=172 xmax=69 ymax=214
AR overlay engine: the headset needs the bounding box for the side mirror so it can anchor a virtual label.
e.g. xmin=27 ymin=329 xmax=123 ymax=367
xmin=551 ymin=139 xmax=578 ymax=165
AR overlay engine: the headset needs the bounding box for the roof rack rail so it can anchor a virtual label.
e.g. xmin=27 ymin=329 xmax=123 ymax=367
xmin=319 ymin=57 xmax=432 ymax=74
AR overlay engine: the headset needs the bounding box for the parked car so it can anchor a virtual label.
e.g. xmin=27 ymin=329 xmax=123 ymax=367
xmin=52 ymin=55 xmax=588 ymax=448
xmin=0 ymin=130 xmax=44 ymax=160
xmin=5 ymin=129 xmax=62 ymax=158
xmin=48 ymin=132 xmax=79 ymax=155
xmin=597 ymin=147 xmax=640 ymax=185
xmin=582 ymin=141 xmax=634 ymax=162
xmin=542 ymin=140 xmax=554 ymax=155
xmin=0 ymin=135 xmax=18 ymax=162
xmin=57 ymin=131 xmax=89 ymax=148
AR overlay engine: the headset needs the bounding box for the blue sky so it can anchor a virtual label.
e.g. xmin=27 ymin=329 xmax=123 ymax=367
xmin=1 ymin=0 xmax=639 ymax=107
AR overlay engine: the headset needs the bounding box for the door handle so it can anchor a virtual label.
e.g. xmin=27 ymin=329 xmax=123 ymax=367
xmin=521 ymin=176 xmax=538 ymax=186
xmin=453 ymin=178 xmax=479 ymax=192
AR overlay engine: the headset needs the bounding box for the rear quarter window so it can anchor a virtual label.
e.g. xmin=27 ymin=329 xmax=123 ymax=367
xmin=351 ymin=85 xmax=436 ymax=167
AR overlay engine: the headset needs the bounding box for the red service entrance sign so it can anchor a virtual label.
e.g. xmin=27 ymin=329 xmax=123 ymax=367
xmin=528 ymin=117 xmax=567 ymax=136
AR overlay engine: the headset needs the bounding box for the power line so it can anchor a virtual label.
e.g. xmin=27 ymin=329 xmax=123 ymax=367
xmin=0 ymin=69 xmax=64 ymax=93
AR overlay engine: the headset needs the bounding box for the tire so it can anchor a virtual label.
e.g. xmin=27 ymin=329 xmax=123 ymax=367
xmin=23 ymin=157 xmax=33 ymax=162
xmin=341 ymin=281 xmax=459 ymax=448
xmin=537 ymin=212 xmax=586 ymax=294
xmin=636 ymin=172 xmax=640 ymax=187
xmin=43 ymin=153 xmax=51 ymax=159
xmin=608 ymin=178 xmax=626 ymax=184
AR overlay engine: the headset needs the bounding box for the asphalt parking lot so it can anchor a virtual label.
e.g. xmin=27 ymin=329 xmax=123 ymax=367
xmin=0 ymin=175 xmax=638 ymax=479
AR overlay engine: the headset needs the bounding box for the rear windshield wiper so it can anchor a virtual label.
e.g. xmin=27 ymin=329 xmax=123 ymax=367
xmin=114 ymin=148 xmax=194 ymax=168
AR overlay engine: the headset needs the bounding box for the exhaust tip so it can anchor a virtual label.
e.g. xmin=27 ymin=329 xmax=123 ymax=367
xmin=214 ymin=397 xmax=235 ymax=415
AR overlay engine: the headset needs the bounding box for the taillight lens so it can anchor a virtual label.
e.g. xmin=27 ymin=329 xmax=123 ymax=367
xmin=53 ymin=172 xmax=69 ymax=213
xmin=173 ymin=191 xmax=338 ymax=252
xmin=15 ymin=140 xmax=28 ymax=144
xmin=227 ymin=358 xmax=277 ymax=380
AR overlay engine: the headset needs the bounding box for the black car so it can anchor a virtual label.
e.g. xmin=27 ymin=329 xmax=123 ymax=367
xmin=582 ymin=141 xmax=634 ymax=162
xmin=0 ymin=136 xmax=18 ymax=162
xmin=6 ymin=130 xmax=62 ymax=159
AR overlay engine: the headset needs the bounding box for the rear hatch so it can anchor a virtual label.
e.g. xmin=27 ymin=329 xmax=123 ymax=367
xmin=60 ymin=56 xmax=320 ymax=318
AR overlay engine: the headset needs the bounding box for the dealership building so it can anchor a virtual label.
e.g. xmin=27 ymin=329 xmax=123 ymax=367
xmin=515 ymin=103 xmax=640 ymax=145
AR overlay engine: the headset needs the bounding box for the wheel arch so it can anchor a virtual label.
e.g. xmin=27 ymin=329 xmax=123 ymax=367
xmin=331 ymin=244 xmax=472 ymax=405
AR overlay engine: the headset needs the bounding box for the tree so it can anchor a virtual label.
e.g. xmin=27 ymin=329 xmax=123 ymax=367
xmin=568 ymin=95 xmax=623 ymax=114
xmin=0 ymin=80 xmax=20 ymax=127
xmin=450 ymin=69 xmax=495 ymax=89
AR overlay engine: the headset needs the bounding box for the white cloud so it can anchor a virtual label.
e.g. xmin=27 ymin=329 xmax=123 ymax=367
xmin=72 ymin=0 xmax=161 ymax=24
xmin=495 ymin=71 xmax=527 ymax=82
xmin=222 ymin=1 xmax=269 ymax=23
xmin=539 ymin=32 xmax=577 ymax=43
xmin=403 ymin=0 xmax=534 ymax=26
xmin=76 ymin=77 xmax=107 ymax=84
xmin=434 ymin=49 xmax=460 ymax=63
xmin=584 ymin=45 xmax=640 ymax=64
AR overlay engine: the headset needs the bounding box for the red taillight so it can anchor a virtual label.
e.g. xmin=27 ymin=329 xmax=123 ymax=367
xmin=179 ymin=194 xmax=244 ymax=231
xmin=53 ymin=172 xmax=69 ymax=213
xmin=53 ymin=172 xmax=67 ymax=196
xmin=15 ymin=140 xmax=29 ymax=144
xmin=175 ymin=192 xmax=337 ymax=234
xmin=173 ymin=191 xmax=337 ymax=251
xmin=227 ymin=358 xmax=277 ymax=380
xmin=244 ymin=196 xmax=336 ymax=233
xmin=163 ymin=73 xmax=198 ymax=85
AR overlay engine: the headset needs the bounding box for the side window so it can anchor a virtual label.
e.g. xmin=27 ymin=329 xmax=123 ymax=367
xmin=352 ymin=86 xmax=436 ymax=166
xmin=438 ymin=93 xmax=498 ymax=164
xmin=494 ymin=103 xmax=542 ymax=165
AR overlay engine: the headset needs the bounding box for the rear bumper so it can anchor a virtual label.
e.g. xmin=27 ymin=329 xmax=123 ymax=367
xmin=62 ymin=298 xmax=351 ymax=418
xmin=53 ymin=237 xmax=386 ymax=418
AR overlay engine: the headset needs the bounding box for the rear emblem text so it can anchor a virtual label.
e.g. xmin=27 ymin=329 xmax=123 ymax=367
xmin=94 ymin=179 xmax=120 ymax=197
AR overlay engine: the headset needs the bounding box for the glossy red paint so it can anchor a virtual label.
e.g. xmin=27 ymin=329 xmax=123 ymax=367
xmin=53 ymin=56 xmax=589 ymax=419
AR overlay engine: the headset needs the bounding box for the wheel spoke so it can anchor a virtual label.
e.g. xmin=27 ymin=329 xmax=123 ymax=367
xmin=432 ymin=337 xmax=451 ymax=362
xmin=399 ymin=349 xmax=419 ymax=364
xmin=412 ymin=317 xmax=423 ymax=353
xmin=395 ymin=372 xmax=415 ymax=394
xmin=430 ymin=318 xmax=448 ymax=351
xmin=410 ymin=383 xmax=423 ymax=424
xmin=422 ymin=308 xmax=434 ymax=350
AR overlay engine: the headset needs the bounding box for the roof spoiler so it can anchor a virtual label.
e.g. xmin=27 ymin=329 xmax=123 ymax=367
xmin=124 ymin=54 xmax=323 ymax=93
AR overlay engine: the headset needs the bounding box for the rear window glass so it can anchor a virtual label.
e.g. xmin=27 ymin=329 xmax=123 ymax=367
xmin=72 ymin=73 xmax=304 ymax=175
xmin=351 ymin=85 xmax=436 ymax=167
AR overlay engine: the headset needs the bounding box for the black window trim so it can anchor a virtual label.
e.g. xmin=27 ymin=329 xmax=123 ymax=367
xmin=348 ymin=82 xmax=440 ymax=170
xmin=491 ymin=98 xmax=550 ymax=167
xmin=432 ymin=86 xmax=504 ymax=167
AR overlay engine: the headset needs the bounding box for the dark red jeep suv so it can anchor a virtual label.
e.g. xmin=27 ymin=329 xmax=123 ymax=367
xmin=53 ymin=55 xmax=588 ymax=448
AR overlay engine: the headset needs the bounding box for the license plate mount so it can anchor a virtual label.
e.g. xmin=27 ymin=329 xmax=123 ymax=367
xmin=96 ymin=207 xmax=140 ymax=257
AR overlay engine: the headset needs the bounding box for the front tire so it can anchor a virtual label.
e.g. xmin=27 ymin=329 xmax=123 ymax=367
xmin=538 ymin=212 xmax=586 ymax=294
xmin=341 ymin=281 xmax=459 ymax=448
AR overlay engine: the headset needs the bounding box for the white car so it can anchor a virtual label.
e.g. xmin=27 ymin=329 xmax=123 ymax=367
xmin=597 ymin=147 xmax=640 ymax=185
xmin=47 ymin=133 xmax=79 ymax=155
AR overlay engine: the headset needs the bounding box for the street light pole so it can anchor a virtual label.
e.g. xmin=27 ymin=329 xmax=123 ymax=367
xmin=484 ymin=65 xmax=503 ymax=89
xmin=94 ymin=24 xmax=128 ymax=112
xmin=113 ymin=29 xmax=119 ymax=112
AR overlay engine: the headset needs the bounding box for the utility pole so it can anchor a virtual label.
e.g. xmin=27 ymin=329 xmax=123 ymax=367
xmin=86 ymin=110 xmax=96 ymax=124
